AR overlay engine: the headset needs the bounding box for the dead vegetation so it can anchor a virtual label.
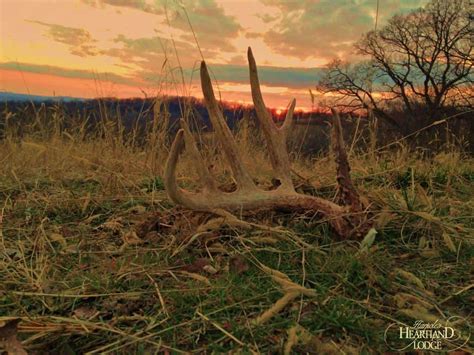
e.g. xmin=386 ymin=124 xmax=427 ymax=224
xmin=1 ymin=53 xmax=473 ymax=354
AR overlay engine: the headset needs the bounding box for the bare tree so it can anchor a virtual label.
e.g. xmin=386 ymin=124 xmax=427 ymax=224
xmin=318 ymin=0 xmax=473 ymax=132
xmin=317 ymin=60 xmax=405 ymax=130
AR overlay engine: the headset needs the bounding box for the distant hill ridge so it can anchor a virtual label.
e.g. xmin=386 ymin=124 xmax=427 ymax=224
xmin=0 ymin=91 xmax=84 ymax=102
xmin=0 ymin=90 xmax=341 ymax=137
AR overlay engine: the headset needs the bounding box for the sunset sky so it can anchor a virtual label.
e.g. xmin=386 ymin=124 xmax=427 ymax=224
xmin=1 ymin=0 xmax=428 ymax=110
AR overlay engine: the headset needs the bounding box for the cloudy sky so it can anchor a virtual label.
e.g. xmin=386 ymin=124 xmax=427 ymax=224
xmin=1 ymin=0 xmax=427 ymax=110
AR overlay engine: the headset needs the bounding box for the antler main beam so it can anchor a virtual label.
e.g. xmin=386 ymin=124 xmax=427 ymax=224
xmin=164 ymin=47 xmax=370 ymax=239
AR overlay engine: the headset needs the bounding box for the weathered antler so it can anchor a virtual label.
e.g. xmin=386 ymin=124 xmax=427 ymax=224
xmin=164 ymin=47 xmax=370 ymax=239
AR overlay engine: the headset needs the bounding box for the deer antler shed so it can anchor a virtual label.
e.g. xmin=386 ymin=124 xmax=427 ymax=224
xmin=164 ymin=47 xmax=371 ymax=239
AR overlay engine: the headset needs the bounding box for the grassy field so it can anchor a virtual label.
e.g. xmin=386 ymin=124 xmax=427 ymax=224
xmin=0 ymin=110 xmax=473 ymax=353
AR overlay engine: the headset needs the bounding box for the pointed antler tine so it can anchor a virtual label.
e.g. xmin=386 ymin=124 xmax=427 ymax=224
xmin=200 ymin=61 xmax=256 ymax=190
xmin=330 ymin=109 xmax=364 ymax=211
xmin=180 ymin=118 xmax=217 ymax=192
xmin=280 ymin=98 xmax=296 ymax=137
xmin=248 ymin=47 xmax=294 ymax=190
xmin=247 ymin=47 xmax=276 ymax=130
xmin=330 ymin=108 xmax=344 ymax=143
xmin=164 ymin=129 xmax=198 ymax=208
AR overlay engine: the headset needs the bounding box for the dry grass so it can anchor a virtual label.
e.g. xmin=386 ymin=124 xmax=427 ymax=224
xmin=0 ymin=104 xmax=473 ymax=353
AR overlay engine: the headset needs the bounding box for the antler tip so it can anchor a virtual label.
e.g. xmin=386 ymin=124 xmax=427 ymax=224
xmin=200 ymin=60 xmax=213 ymax=97
xmin=247 ymin=47 xmax=255 ymax=60
xmin=201 ymin=61 xmax=212 ymax=80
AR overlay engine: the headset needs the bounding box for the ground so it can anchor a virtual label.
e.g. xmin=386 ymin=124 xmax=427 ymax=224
xmin=0 ymin=133 xmax=473 ymax=353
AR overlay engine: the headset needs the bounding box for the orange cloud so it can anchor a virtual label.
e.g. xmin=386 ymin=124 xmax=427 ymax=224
xmin=0 ymin=69 xmax=145 ymax=98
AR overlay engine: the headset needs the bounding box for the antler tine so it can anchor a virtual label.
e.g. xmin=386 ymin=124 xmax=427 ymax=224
xmin=164 ymin=129 xmax=201 ymax=209
xmin=200 ymin=61 xmax=256 ymax=191
xmin=330 ymin=108 xmax=364 ymax=212
xmin=180 ymin=118 xmax=217 ymax=192
xmin=248 ymin=47 xmax=293 ymax=190
xmin=280 ymin=98 xmax=296 ymax=136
